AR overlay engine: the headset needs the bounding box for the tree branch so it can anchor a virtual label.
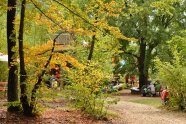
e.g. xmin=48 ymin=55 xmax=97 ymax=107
xmin=37 ymin=49 xmax=51 ymax=55
xmin=164 ymin=15 xmax=174 ymax=28
xmin=124 ymin=51 xmax=139 ymax=59
xmin=30 ymin=32 xmax=62 ymax=111
xmin=30 ymin=0 xmax=66 ymax=31
xmin=52 ymin=0 xmax=102 ymax=32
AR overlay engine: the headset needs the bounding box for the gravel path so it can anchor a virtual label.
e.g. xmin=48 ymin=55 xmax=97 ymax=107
xmin=110 ymin=90 xmax=186 ymax=124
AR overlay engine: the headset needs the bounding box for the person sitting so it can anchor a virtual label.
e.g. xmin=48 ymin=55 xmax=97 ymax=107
xmin=147 ymin=82 xmax=156 ymax=96
xmin=154 ymin=81 xmax=161 ymax=96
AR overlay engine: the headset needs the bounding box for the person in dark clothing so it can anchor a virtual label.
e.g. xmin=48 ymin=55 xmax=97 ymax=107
xmin=125 ymin=73 xmax=129 ymax=84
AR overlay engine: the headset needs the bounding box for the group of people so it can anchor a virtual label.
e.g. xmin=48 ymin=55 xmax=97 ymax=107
xmin=141 ymin=80 xmax=169 ymax=104
xmin=45 ymin=64 xmax=61 ymax=88
xmin=125 ymin=73 xmax=137 ymax=86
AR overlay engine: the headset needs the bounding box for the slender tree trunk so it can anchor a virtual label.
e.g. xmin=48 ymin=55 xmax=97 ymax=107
xmin=88 ymin=35 xmax=96 ymax=61
xmin=29 ymin=33 xmax=61 ymax=113
xmin=18 ymin=0 xmax=31 ymax=115
xmin=88 ymin=15 xmax=97 ymax=61
xmin=30 ymin=44 xmax=55 ymax=112
xmin=7 ymin=0 xmax=19 ymax=111
xmin=137 ymin=38 xmax=148 ymax=89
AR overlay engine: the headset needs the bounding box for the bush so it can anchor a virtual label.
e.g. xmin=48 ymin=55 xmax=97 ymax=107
xmin=156 ymin=62 xmax=186 ymax=110
xmin=155 ymin=35 xmax=186 ymax=110
xmin=64 ymin=62 xmax=114 ymax=119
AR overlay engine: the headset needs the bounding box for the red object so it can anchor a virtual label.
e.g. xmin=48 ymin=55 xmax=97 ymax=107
xmin=131 ymin=75 xmax=136 ymax=81
xmin=55 ymin=72 xmax=60 ymax=79
xmin=161 ymin=89 xmax=169 ymax=100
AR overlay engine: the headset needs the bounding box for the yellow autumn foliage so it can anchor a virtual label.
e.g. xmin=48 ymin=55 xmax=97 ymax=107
xmin=26 ymin=0 xmax=135 ymax=41
xmin=25 ymin=41 xmax=82 ymax=76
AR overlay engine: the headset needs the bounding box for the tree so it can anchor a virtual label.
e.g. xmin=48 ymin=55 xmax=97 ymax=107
xmin=5 ymin=0 xmax=126 ymax=115
xmin=18 ymin=0 xmax=32 ymax=115
xmin=18 ymin=1 xmax=62 ymax=113
xmin=117 ymin=0 xmax=185 ymax=89
xmin=7 ymin=0 xmax=19 ymax=111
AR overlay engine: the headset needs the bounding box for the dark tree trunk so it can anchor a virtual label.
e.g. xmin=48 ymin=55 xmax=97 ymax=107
xmin=88 ymin=35 xmax=96 ymax=61
xmin=144 ymin=45 xmax=154 ymax=77
xmin=137 ymin=38 xmax=148 ymax=90
xmin=7 ymin=0 xmax=19 ymax=111
xmin=30 ymin=43 xmax=55 ymax=112
xmin=29 ymin=33 xmax=61 ymax=113
xmin=18 ymin=0 xmax=31 ymax=115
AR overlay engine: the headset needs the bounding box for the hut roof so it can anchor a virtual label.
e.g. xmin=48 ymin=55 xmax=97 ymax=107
xmin=55 ymin=33 xmax=74 ymax=45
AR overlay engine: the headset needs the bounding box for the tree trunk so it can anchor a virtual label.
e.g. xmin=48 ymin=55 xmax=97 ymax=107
xmin=18 ymin=0 xmax=31 ymax=115
xmin=30 ymin=44 xmax=55 ymax=112
xmin=87 ymin=35 xmax=96 ymax=61
xmin=137 ymin=38 xmax=148 ymax=90
xmin=144 ymin=45 xmax=153 ymax=77
xmin=7 ymin=0 xmax=19 ymax=111
xmin=29 ymin=33 xmax=61 ymax=113
xmin=87 ymin=15 xmax=97 ymax=61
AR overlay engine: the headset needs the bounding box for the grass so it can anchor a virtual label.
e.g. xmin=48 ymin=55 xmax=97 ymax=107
xmin=129 ymin=98 xmax=162 ymax=107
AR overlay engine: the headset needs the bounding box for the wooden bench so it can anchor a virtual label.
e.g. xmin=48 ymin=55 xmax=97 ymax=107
xmin=0 ymin=82 xmax=7 ymax=91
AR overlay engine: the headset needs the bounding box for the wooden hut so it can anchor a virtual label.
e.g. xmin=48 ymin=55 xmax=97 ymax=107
xmin=55 ymin=33 xmax=74 ymax=45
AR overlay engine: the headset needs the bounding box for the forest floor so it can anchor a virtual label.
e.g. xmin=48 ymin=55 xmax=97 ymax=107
xmin=0 ymin=89 xmax=186 ymax=124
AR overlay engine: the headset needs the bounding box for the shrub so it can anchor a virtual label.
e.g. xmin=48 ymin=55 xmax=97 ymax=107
xmin=155 ymin=35 xmax=186 ymax=110
xmin=64 ymin=62 xmax=114 ymax=119
xmin=156 ymin=61 xmax=186 ymax=110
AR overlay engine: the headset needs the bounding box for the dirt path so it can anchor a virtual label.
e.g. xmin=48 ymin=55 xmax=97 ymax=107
xmin=1 ymin=90 xmax=186 ymax=124
xmin=110 ymin=89 xmax=186 ymax=124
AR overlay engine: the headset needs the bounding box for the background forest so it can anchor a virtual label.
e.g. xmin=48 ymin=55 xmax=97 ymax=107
xmin=0 ymin=0 xmax=186 ymax=118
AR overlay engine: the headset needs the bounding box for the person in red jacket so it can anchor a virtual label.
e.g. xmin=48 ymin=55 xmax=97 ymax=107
xmin=161 ymin=87 xmax=169 ymax=105
xmin=130 ymin=75 xmax=136 ymax=86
